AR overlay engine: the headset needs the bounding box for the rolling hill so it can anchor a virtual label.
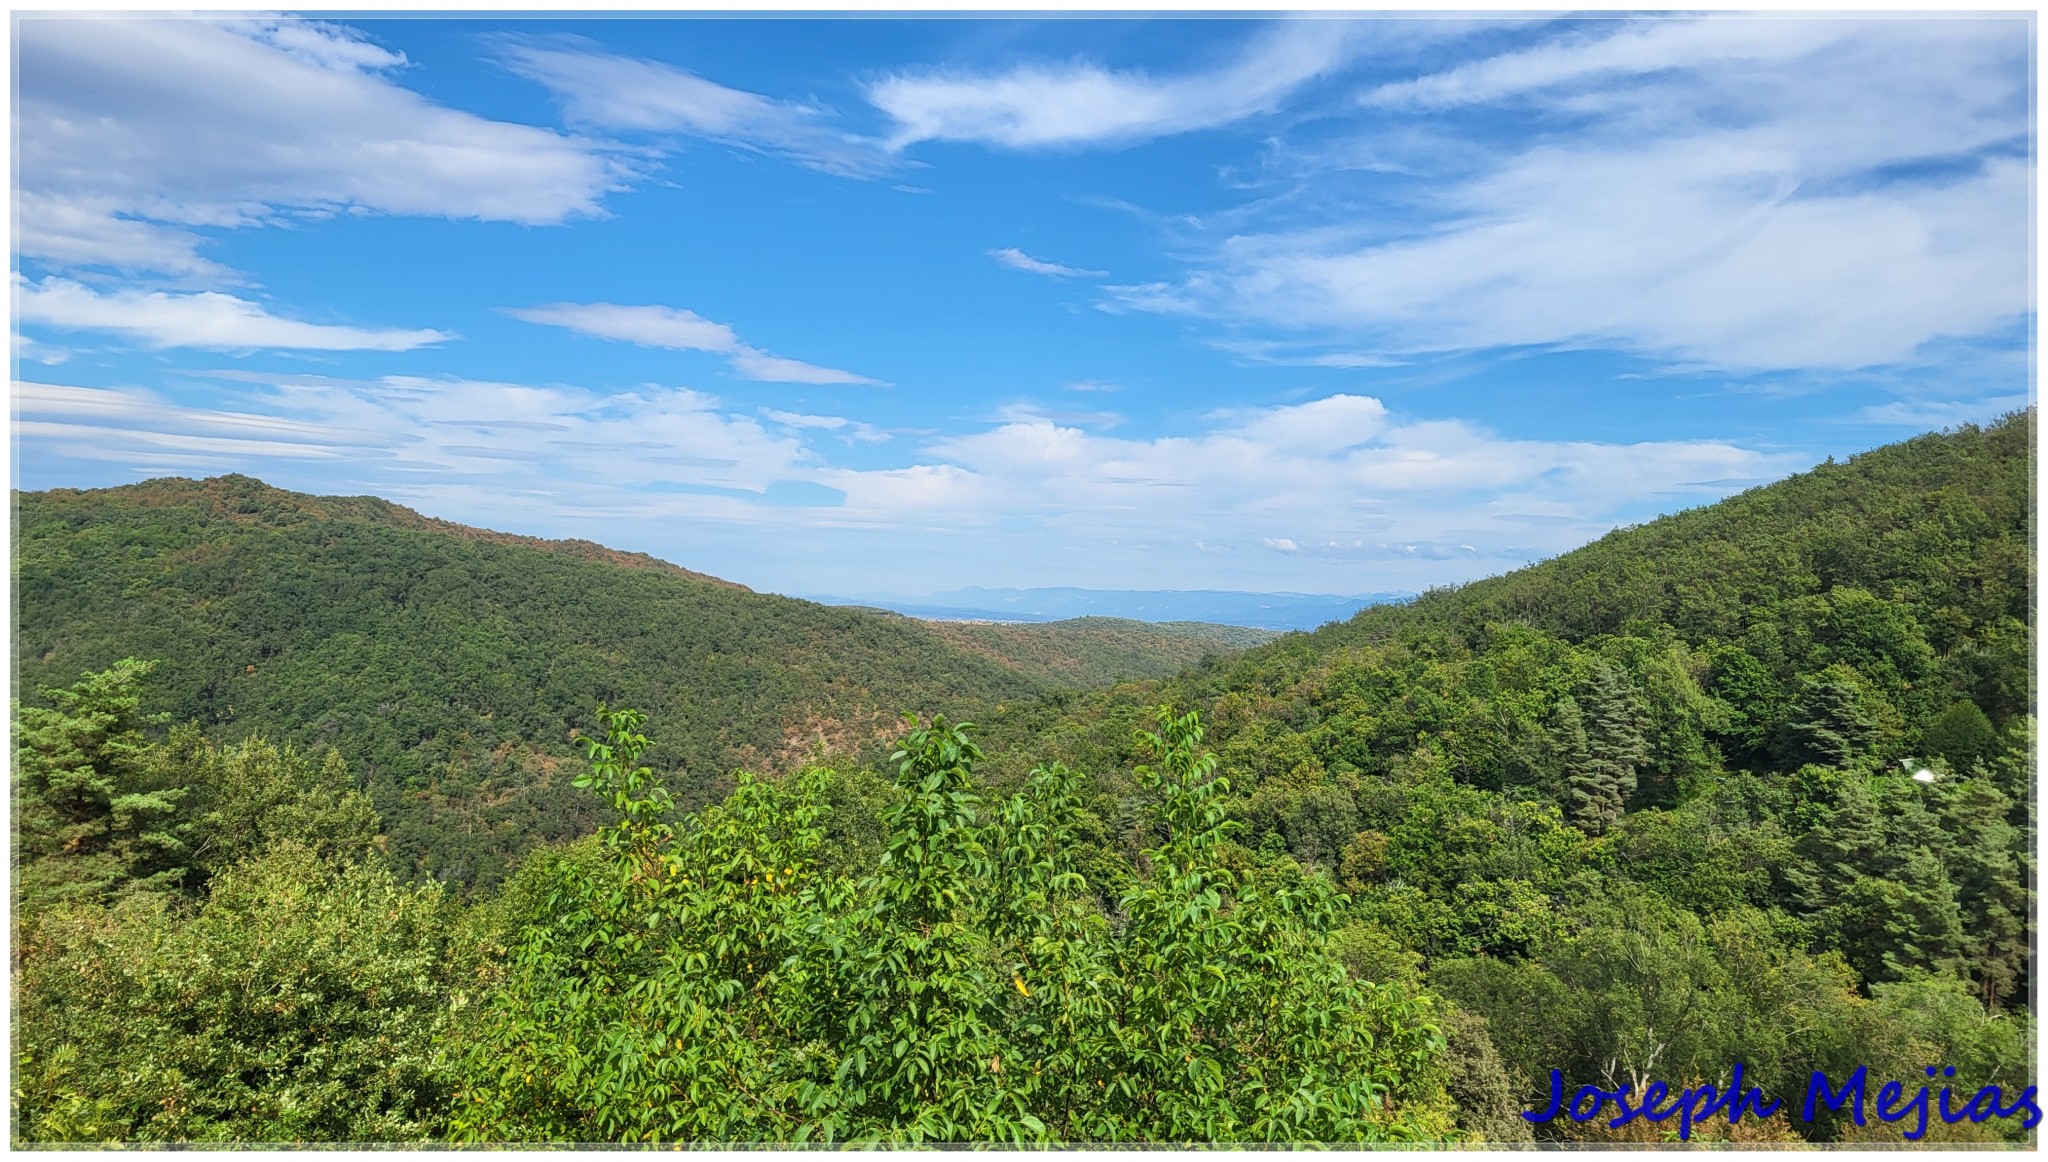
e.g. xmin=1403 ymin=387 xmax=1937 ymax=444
xmin=12 ymin=474 xmax=1263 ymax=888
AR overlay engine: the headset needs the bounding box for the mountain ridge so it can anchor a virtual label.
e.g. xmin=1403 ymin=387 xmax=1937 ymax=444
xmin=13 ymin=474 xmax=1275 ymax=886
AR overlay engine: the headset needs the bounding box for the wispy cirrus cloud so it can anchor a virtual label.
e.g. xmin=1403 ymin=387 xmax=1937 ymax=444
xmin=1110 ymin=17 xmax=2029 ymax=374
xmin=15 ymin=192 xmax=237 ymax=283
xmin=869 ymin=20 xmax=1361 ymax=150
xmin=989 ymin=247 xmax=1106 ymax=278
xmin=761 ymin=407 xmax=890 ymax=444
xmin=1852 ymin=394 xmax=2033 ymax=428
xmin=16 ymin=276 xmax=451 ymax=351
xmin=506 ymin=301 xmax=885 ymax=385
xmin=1363 ymin=17 xmax=1844 ymax=109
xmin=498 ymin=35 xmax=895 ymax=179
xmin=14 ymin=373 xmax=812 ymax=497
xmin=14 ymin=380 xmax=393 ymax=467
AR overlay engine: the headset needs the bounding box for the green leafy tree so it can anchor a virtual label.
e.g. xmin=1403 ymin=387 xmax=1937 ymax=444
xmin=14 ymin=842 xmax=457 ymax=1144
xmin=163 ymin=727 xmax=384 ymax=881
xmin=451 ymin=706 xmax=1454 ymax=1144
xmin=1706 ymin=644 xmax=1781 ymax=762
xmin=1923 ymin=699 xmax=2000 ymax=772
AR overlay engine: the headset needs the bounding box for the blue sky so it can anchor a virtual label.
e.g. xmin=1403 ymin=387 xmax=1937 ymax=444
xmin=12 ymin=13 xmax=2033 ymax=598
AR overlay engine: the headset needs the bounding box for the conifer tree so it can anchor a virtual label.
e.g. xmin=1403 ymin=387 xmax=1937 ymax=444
xmin=1936 ymin=779 xmax=2031 ymax=1009
xmin=13 ymin=659 xmax=189 ymax=905
xmin=1776 ymin=668 xmax=1879 ymax=769
xmin=1551 ymin=696 xmax=1592 ymax=825
xmin=1564 ymin=664 xmax=1648 ymax=834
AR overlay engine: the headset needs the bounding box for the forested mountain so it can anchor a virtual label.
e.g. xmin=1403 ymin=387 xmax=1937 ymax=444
xmin=12 ymin=475 xmax=1261 ymax=888
xmin=919 ymin=616 xmax=1277 ymax=689
xmin=12 ymin=413 xmax=2036 ymax=1145
xmin=961 ymin=410 xmax=2037 ymax=1141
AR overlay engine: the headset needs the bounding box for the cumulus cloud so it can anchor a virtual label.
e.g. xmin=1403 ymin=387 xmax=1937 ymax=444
xmin=16 ymin=276 xmax=450 ymax=351
xmin=497 ymin=36 xmax=894 ymax=179
xmin=870 ymin=20 xmax=1359 ymax=150
xmin=815 ymin=392 xmax=1801 ymax=576
xmin=16 ymin=16 xmax=623 ymax=278
xmin=1116 ymin=18 xmax=2029 ymax=372
xmin=508 ymin=301 xmax=885 ymax=385
xmin=989 ymin=247 xmax=1106 ymax=278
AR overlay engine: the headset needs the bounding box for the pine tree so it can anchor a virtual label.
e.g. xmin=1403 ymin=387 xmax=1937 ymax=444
xmin=1775 ymin=668 xmax=1878 ymax=769
xmin=1552 ymin=696 xmax=1595 ymax=829
xmin=1937 ymin=779 xmax=2032 ymax=1009
xmin=13 ymin=659 xmax=189 ymax=906
xmin=1564 ymin=664 xmax=1648 ymax=834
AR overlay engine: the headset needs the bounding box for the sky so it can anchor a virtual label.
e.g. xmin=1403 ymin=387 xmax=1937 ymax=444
xmin=11 ymin=12 xmax=2034 ymax=599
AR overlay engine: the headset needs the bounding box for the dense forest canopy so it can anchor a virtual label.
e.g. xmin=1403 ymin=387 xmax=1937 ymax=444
xmin=12 ymin=412 xmax=2037 ymax=1144
xmin=13 ymin=475 xmax=1258 ymax=890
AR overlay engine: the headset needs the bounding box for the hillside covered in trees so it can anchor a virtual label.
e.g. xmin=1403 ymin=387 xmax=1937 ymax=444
xmin=11 ymin=413 xmax=2036 ymax=1145
xmin=919 ymin=616 xmax=1277 ymax=689
xmin=13 ymin=476 xmax=1262 ymax=889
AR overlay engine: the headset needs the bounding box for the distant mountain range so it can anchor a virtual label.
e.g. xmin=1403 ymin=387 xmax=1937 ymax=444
xmin=808 ymin=586 xmax=1415 ymax=631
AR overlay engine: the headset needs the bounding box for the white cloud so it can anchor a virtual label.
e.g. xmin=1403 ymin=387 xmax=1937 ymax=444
xmin=1852 ymin=394 xmax=2032 ymax=428
xmin=1214 ymin=152 xmax=2025 ymax=370
xmin=762 ymin=407 xmax=889 ymax=444
xmin=14 ymin=380 xmax=390 ymax=464
xmin=814 ymin=392 xmax=1800 ymax=580
xmin=1119 ymin=18 xmax=2029 ymax=372
xmin=15 ymin=373 xmax=812 ymax=501
xmin=509 ymin=300 xmax=885 ymax=385
xmin=497 ymin=36 xmax=893 ymax=179
xmin=13 ymin=332 xmax=71 ymax=366
xmin=728 ymin=350 xmax=884 ymax=387
xmin=16 ymin=276 xmax=450 ymax=351
xmin=989 ymin=247 xmax=1106 ymax=278
xmin=1208 ymin=338 xmax=1406 ymax=369
xmin=870 ymin=21 xmax=1358 ymax=150
xmin=761 ymin=407 xmax=846 ymax=430
xmin=14 ymin=375 xmax=1809 ymax=593
xmin=15 ymin=192 xmax=234 ymax=282
xmin=17 ymin=17 xmax=624 ymax=277
xmin=1365 ymin=18 xmax=1845 ymax=109
xmin=1098 ymin=281 xmax=1206 ymax=316
xmin=505 ymin=303 xmax=739 ymax=353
